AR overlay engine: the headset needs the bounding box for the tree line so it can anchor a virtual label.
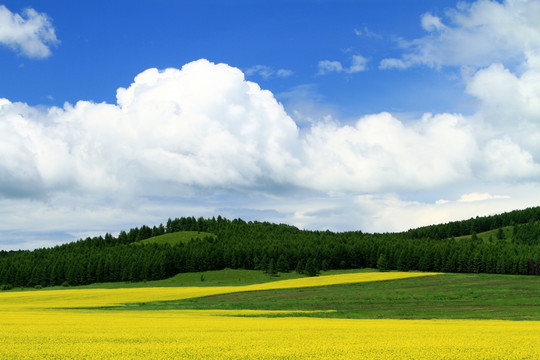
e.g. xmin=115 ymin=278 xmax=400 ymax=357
xmin=1 ymin=209 xmax=540 ymax=289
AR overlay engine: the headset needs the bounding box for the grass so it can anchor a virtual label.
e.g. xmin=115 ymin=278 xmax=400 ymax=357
xmin=454 ymin=226 xmax=514 ymax=243
xmin=7 ymin=269 xmax=319 ymax=291
xmin=134 ymin=231 xmax=216 ymax=246
xmin=9 ymin=268 xmax=378 ymax=291
xmin=123 ymin=272 xmax=540 ymax=320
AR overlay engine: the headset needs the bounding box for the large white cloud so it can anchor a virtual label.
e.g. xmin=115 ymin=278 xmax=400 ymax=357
xmin=298 ymin=112 xmax=478 ymax=193
xmin=0 ymin=5 xmax=58 ymax=58
xmin=466 ymin=61 xmax=540 ymax=163
xmin=0 ymin=60 xmax=302 ymax=201
xmin=2 ymin=59 xmax=535 ymax=203
xmin=4 ymin=1 xmax=540 ymax=251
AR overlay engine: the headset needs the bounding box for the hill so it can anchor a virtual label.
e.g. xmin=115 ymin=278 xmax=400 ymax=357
xmin=1 ymin=207 xmax=540 ymax=289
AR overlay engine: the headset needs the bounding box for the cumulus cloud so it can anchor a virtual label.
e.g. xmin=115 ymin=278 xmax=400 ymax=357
xmin=464 ymin=57 xmax=540 ymax=166
xmin=0 ymin=60 xmax=301 ymax=200
xmin=377 ymin=0 xmax=540 ymax=180
xmin=317 ymin=55 xmax=367 ymax=75
xmin=381 ymin=0 xmax=540 ymax=69
xmin=3 ymin=45 xmax=540 ymax=248
xmin=298 ymin=112 xmax=479 ymax=193
xmin=1 ymin=58 xmax=539 ymax=204
xmin=0 ymin=5 xmax=59 ymax=58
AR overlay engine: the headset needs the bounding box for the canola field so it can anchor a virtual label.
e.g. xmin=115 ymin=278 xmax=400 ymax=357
xmin=1 ymin=271 xmax=540 ymax=359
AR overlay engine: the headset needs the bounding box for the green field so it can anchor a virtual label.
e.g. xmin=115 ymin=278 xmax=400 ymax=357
xmin=14 ymin=268 xmax=540 ymax=321
xmin=114 ymin=272 xmax=540 ymax=320
xmin=7 ymin=265 xmax=540 ymax=322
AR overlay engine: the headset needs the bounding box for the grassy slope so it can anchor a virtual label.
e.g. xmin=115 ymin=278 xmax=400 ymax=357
xmin=455 ymin=226 xmax=514 ymax=242
xmin=126 ymin=272 xmax=540 ymax=320
xmin=21 ymin=269 xmax=304 ymax=290
xmin=135 ymin=231 xmax=216 ymax=246
xmin=5 ymin=269 xmax=376 ymax=291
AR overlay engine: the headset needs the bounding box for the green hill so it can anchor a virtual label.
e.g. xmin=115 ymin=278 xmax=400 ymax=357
xmin=2 ymin=206 xmax=540 ymax=289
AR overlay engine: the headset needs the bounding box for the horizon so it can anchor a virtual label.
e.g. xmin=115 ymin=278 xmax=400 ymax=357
xmin=1 ymin=0 xmax=540 ymax=250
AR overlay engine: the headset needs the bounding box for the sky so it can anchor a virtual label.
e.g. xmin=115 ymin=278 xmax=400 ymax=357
xmin=1 ymin=0 xmax=540 ymax=250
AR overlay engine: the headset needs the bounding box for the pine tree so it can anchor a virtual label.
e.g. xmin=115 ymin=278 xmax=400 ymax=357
xmin=304 ymin=258 xmax=319 ymax=277
xmin=295 ymin=258 xmax=305 ymax=274
xmin=266 ymin=258 xmax=277 ymax=276
xmin=276 ymin=254 xmax=289 ymax=273
xmin=377 ymin=254 xmax=389 ymax=272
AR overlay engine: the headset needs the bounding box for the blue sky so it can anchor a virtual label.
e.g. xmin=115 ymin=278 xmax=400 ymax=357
xmin=1 ymin=0 xmax=540 ymax=250
xmin=3 ymin=0 xmax=468 ymax=116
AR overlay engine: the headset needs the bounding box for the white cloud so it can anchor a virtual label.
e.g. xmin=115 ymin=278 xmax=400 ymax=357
xmin=317 ymin=55 xmax=367 ymax=75
xmin=421 ymin=13 xmax=447 ymax=32
xmin=481 ymin=138 xmax=540 ymax=179
xmin=457 ymin=192 xmax=510 ymax=202
xmin=378 ymin=0 xmax=540 ymax=182
xmin=349 ymin=55 xmax=368 ymax=73
xmin=2 ymin=52 xmax=540 ymax=248
xmin=0 ymin=60 xmax=301 ymax=200
xmin=317 ymin=60 xmax=343 ymax=74
xmin=354 ymin=26 xmax=381 ymax=39
xmin=276 ymin=68 xmax=294 ymax=77
xmin=381 ymin=0 xmax=540 ymax=69
xmin=379 ymin=58 xmax=409 ymax=70
xmin=284 ymin=185 xmax=539 ymax=233
xmin=245 ymin=65 xmax=293 ymax=79
xmin=0 ymin=5 xmax=58 ymax=58
xmin=298 ymin=112 xmax=479 ymax=193
xmin=464 ymin=59 xmax=540 ymax=167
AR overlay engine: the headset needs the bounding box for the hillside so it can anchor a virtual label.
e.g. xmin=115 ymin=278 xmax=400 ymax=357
xmin=1 ymin=207 xmax=540 ymax=289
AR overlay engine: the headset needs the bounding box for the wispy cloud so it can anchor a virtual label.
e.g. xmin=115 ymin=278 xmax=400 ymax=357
xmin=354 ymin=26 xmax=381 ymax=39
xmin=0 ymin=5 xmax=59 ymax=58
xmin=317 ymin=55 xmax=367 ymax=75
xmin=245 ymin=65 xmax=293 ymax=79
xmin=457 ymin=192 xmax=510 ymax=203
xmin=380 ymin=0 xmax=540 ymax=70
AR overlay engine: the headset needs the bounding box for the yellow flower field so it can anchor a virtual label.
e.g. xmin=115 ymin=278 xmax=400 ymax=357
xmin=1 ymin=272 xmax=539 ymax=359
xmin=1 ymin=309 xmax=539 ymax=359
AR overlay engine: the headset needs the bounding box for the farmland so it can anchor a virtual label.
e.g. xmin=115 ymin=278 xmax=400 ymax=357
xmin=1 ymin=271 xmax=540 ymax=359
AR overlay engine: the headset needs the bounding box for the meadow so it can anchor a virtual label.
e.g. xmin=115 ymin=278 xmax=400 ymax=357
xmin=1 ymin=270 xmax=540 ymax=359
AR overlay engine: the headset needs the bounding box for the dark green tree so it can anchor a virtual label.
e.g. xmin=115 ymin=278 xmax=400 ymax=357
xmin=295 ymin=258 xmax=305 ymax=274
xmin=266 ymin=258 xmax=277 ymax=276
xmin=276 ymin=254 xmax=289 ymax=273
xmin=304 ymin=258 xmax=319 ymax=277
xmin=377 ymin=254 xmax=389 ymax=272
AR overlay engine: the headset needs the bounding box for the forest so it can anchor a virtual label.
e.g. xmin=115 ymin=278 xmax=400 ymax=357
xmin=1 ymin=207 xmax=540 ymax=288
